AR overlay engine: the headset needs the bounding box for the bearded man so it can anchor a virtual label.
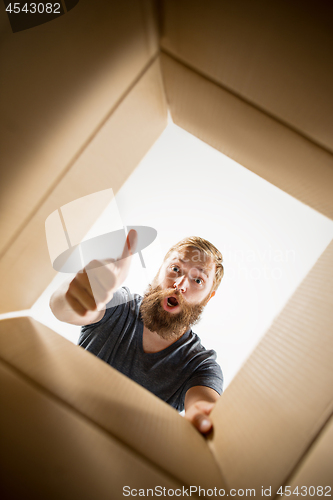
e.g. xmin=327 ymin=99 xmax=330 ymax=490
xmin=50 ymin=230 xmax=224 ymax=434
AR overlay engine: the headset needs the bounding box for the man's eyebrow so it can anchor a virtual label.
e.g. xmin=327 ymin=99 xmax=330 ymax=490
xmin=197 ymin=267 xmax=209 ymax=278
xmin=178 ymin=258 xmax=210 ymax=278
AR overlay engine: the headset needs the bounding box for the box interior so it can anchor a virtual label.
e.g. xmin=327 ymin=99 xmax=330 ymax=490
xmin=0 ymin=0 xmax=332 ymax=497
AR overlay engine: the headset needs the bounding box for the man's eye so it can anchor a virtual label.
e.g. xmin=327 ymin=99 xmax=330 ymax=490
xmin=194 ymin=278 xmax=203 ymax=285
xmin=171 ymin=266 xmax=180 ymax=273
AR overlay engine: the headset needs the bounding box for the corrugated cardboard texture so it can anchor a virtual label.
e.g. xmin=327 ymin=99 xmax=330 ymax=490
xmin=0 ymin=0 xmax=158 ymax=256
xmin=208 ymin=240 xmax=333 ymax=493
xmin=0 ymin=58 xmax=167 ymax=313
xmin=0 ymin=317 xmax=226 ymax=495
xmin=160 ymin=0 xmax=333 ymax=153
xmin=1 ymin=2 xmax=332 ymax=494
xmin=280 ymin=417 xmax=333 ymax=498
xmin=0 ymin=363 xmax=184 ymax=500
xmin=161 ymin=53 xmax=333 ymax=221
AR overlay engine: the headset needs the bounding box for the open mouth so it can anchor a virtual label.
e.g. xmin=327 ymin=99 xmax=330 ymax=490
xmin=162 ymin=295 xmax=181 ymax=313
xmin=167 ymin=296 xmax=179 ymax=308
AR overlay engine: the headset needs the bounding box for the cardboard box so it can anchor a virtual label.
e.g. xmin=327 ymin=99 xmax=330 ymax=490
xmin=0 ymin=1 xmax=332 ymax=498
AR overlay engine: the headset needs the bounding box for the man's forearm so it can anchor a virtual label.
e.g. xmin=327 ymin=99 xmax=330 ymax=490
xmin=184 ymin=386 xmax=220 ymax=434
xmin=50 ymin=231 xmax=137 ymax=327
xmin=49 ymin=279 xmax=105 ymax=326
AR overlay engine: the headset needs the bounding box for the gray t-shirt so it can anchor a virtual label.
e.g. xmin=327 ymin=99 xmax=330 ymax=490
xmin=78 ymin=287 xmax=223 ymax=412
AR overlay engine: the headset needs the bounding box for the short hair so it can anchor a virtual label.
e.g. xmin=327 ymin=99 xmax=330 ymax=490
xmin=163 ymin=236 xmax=224 ymax=292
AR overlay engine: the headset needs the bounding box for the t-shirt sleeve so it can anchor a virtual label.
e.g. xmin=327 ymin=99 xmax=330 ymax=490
xmin=180 ymin=353 xmax=224 ymax=409
xmin=78 ymin=287 xmax=130 ymax=347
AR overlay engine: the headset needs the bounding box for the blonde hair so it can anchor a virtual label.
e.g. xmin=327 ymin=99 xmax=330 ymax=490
xmin=164 ymin=236 xmax=224 ymax=292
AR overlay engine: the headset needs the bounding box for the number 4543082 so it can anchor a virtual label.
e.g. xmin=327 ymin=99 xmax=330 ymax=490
xmin=276 ymin=486 xmax=331 ymax=496
xmin=6 ymin=3 xmax=60 ymax=14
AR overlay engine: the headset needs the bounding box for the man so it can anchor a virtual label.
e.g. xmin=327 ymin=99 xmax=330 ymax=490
xmin=50 ymin=230 xmax=224 ymax=434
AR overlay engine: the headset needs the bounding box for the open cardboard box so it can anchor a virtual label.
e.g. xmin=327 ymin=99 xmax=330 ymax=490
xmin=0 ymin=1 xmax=332 ymax=498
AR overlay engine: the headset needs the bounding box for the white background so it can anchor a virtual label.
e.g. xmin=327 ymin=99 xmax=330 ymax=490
xmin=29 ymin=122 xmax=333 ymax=388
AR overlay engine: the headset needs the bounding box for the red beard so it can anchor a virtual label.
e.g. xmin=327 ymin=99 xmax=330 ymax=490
xmin=140 ymin=284 xmax=207 ymax=341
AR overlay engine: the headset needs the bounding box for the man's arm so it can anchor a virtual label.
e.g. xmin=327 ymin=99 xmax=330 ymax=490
xmin=49 ymin=230 xmax=137 ymax=327
xmin=49 ymin=275 xmax=106 ymax=326
xmin=184 ymin=385 xmax=220 ymax=435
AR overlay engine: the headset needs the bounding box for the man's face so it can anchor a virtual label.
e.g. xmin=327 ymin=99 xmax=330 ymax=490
xmin=140 ymin=247 xmax=216 ymax=340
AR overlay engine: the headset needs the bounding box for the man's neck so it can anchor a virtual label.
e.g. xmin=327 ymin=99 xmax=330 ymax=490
xmin=142 ymin=324 xmax=186 ymax=354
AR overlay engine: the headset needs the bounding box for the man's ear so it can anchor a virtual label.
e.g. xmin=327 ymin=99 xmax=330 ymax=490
xmin=207 ymin=290 xmax=215 ymax=302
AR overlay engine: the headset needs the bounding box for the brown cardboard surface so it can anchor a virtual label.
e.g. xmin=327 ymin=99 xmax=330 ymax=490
xmin=0 ymin=316 xmax=226 ymax=491
xmin=0 ymin=362 xmax=186 ymax=500
xmin=1 ymin=2 xmax=332 ymax=494
xmin=160 ymin=0 xmax=333 ymax=153
xmin=279 ymin=417 xmax=333 ymax=498
xmin=161 ymin=53 xmax=333 ymax=221
xmin=0 ymin=0 xmax=159 ymax=257
xmin=208 ymin=240 xmax=333 ymax=493
xmin=0 ymin=58 xmax=167 ymax=313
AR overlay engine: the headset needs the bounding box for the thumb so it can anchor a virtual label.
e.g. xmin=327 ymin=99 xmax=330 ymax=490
xmin=127 ymin=229 xmax=138 ymax=255
xmin=120 ymin=229 xmax=137 ymax=261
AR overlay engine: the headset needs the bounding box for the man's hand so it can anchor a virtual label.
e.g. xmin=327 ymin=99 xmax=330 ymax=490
xmin=184 ymin=386 xmax=220 ymax=435
xmin=50 ymin=229 xmax=137 ymax=325
xmin=66 ymin=229 xmax=137 ymax=315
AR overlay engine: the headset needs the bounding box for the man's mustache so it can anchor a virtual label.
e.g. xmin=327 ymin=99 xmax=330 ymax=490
xmin=143 ymin=286 xmax=185 ymax=308
xmin=140 ymin=282 xmax=206 ymax=340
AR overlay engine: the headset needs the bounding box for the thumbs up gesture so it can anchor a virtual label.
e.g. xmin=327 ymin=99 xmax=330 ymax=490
xmin=52 ymin=230 xmax=137 ymax=324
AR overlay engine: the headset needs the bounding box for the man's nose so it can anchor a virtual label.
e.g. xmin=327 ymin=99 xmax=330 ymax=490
xmin=173 ymin=275 xmax=187 ymax=292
